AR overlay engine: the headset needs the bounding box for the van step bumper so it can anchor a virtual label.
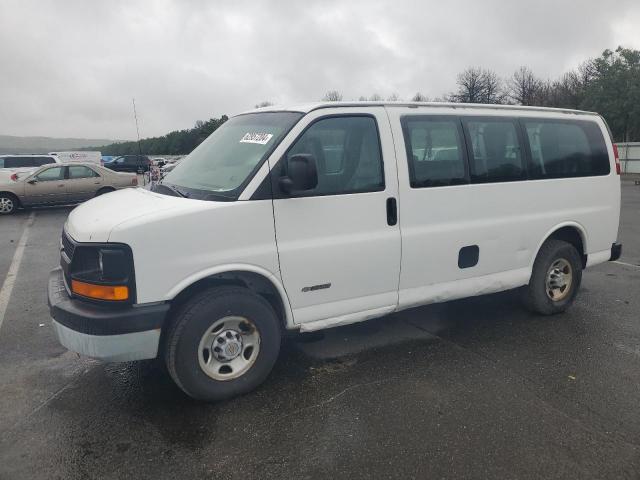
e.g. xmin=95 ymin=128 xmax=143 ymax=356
xmin=48 ymin=267 xmax=169 ymax=361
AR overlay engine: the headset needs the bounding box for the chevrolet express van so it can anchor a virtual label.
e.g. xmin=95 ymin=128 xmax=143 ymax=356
xmin=48 ymin=102 xmax=622 ymax=401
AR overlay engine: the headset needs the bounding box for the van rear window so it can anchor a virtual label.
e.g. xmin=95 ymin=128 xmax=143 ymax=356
xmin=523 ymin=120 xmax=610 ymax=178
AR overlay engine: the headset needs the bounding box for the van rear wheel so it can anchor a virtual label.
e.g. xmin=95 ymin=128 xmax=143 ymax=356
xmin=521 ymin=239 xmax=582 ymax=315
xmin=164 ymin=286 xmax=281 ymax=401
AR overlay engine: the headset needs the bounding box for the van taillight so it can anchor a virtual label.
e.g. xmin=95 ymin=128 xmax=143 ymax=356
xmin=613 ymin=144 xmax=621 ymax=175
xmin=132 ymin=177 xmax=138 ymax=186
xmin=10 ymin=173 xmax=18 ymax=181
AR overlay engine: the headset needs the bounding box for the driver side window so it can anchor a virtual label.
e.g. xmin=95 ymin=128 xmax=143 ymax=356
xmin=35 ymin=166 xmax=64 ymax=182
xmin=284 ymin=116 xmax=384 ymax=196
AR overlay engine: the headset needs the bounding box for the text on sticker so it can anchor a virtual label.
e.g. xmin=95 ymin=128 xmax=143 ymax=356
xmin=240 ymin=132 xmax=274 ymax=145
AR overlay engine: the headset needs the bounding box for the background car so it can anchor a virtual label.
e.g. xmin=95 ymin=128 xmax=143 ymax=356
xmin=160 ymin=162 xmax=178 ymax=175
xmin=0 ymin=162 xmax=137 ymax=214
xmin=104 ymin=155 xmax=151 ymax=173
xmin=159 ymin=157 xmax=183 ymax=177
xmin=0 ymin=154 xmax=60 ymax=171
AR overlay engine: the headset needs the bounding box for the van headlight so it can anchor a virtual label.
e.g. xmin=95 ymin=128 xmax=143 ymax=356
xmin=69 ymin=245 xmax=135 ymax=302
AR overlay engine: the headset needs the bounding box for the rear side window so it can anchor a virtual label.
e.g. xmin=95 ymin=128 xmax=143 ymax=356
xmin=68 ymin=165 xmax=99 ymax=179
xmin=284 ymin=116 xmax=384 ymax=196
xmin=523 ymin=120 xmax=610 ymax=178
xmin=464 ymin=119 xmax=525 ymax=183
xmin=401 ymin=117 xmax=467 ymax=187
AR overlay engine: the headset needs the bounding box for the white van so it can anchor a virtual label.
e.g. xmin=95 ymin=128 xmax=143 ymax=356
xmin=0 ymin=154 xmax=59 ymax=170
xmin=50 ymin=151 xmax=102 ymax=165
xmin=48 ymin=102 xmax=622 ymax=401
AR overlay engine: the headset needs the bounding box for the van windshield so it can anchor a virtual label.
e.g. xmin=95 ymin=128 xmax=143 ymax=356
xmin=161 ymin=112 xmax=302 ymax=200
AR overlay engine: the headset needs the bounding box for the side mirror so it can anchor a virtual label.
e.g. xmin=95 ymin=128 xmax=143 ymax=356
xmin=279 ymin=154 xmax=318 ymax=195
xmin=27 ymin=179 xmax=37 ymax=184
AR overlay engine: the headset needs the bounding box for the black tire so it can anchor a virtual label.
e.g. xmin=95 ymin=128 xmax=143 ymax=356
xmin=95 ymin=187 xmax=115 ymax=197
xmin=164 ymin=286 xmax=281 ymax=401
xmin=521 ymin=239 xmax=582 ymax=315
xmin=0 ymin=192 xmax=19 ymax=215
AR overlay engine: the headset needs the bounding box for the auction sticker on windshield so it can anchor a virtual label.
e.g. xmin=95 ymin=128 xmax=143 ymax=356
xmin=240 ymin=132 xmax=273 ymax=145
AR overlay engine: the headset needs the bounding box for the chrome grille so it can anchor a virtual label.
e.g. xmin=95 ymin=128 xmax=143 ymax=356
xmin=61 ymin=230 xmax=76 ymax=260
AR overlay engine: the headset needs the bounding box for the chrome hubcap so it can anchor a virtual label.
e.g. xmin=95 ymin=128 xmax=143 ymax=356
xmin=212 ymin=329 xmax=244 ymax=362
xmin=198 ymin=316 xmax=260 ymax=381
xmin=545 ymin=258 xmax=573 ymax=301
xmin=0 ymin=197 xmax=13 ymax=213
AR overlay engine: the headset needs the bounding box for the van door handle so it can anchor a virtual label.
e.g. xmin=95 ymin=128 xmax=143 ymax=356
xmin=386 ymin=197 xmax=397 ymax=226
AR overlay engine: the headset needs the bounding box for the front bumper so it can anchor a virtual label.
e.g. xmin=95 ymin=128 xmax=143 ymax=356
xmin=48 ymin=267 xmax=170 ymax=361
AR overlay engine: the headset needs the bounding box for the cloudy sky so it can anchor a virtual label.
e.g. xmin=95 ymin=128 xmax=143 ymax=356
xmin=1 ymin=0 xmax=639 ymax=140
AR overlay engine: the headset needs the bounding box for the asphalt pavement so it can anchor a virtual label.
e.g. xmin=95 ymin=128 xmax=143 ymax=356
xmin=0 ymin=182 xmax=638 ymax=480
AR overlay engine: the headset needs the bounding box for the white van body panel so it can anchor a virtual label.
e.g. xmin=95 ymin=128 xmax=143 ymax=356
xmin=267 ymin=107 xmax=402 ymax=327
xmin=108 ymin=198 xmax=282 ymax=308
xmin=66 ymin=188 xmax=289 ymax=322
xmin=385 ymin=107 xmax=620 ymax=311
xmin=65 ymin=188 xmax=199 ymax=242
xmin=51 ymin=151 xmax=102 ymax=165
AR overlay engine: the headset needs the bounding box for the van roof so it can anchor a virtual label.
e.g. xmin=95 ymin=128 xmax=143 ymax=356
xmin=243 ymin=101 xmax=598 ymax=117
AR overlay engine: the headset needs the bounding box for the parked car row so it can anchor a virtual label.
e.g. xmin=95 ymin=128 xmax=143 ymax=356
xmin=0 ymin=151 xmax=103 ymax=172
xmin=0 ymin=162 xmax=137 ymax=214
xmin=149 ymin=157 xmax=184 ymax=181
xmin=0 ymin=153 xmax=180 ymax=176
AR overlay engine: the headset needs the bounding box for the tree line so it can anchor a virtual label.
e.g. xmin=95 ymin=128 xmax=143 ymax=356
xmin=97 ymin=46 xmax=639 ymax=155
xmin=98 ymin=116 xmax=228 ymax=156
xmin=448 ymin=46 xmax=640 ymax=142
xmin=321 ymin=47 xmax=639 ymax=143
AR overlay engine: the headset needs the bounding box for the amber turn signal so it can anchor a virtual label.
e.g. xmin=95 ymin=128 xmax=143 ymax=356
xmin=71 ymin=279 xmax=129 ymax=301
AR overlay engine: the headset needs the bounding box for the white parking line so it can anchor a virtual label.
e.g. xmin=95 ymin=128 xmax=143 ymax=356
xmin=613 ymin=260 xmax=640 ymax=269
xmin=0 ymin=211 xmax=36 ymax=333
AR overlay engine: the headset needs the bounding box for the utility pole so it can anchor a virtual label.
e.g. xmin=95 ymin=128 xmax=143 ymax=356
xmin=132 ymin=98 xmax=145 ymax=185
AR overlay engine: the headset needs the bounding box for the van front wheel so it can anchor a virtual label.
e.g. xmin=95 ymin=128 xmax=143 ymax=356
xmin=522 ymin=239 xmax=582 ymax=315
xmin=164 ymin=286 xmax=281 ymax=401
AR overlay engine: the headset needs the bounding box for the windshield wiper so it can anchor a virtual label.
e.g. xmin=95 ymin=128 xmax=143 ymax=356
xmin=153 ymin=182 xmax=188 ymax=198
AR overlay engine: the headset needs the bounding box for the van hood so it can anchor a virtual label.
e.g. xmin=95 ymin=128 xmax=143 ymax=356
xmin=65 ymin=187 xmax=212 ymax=242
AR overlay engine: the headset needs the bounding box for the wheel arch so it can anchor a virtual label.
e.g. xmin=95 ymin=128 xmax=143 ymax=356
xmin=534 ymin=222 xmax=588 ymax=269
xmin=165 ymin=264 xmax=295 ymax=330
xmin=0 ymin=191 xmax=21 ymax=209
